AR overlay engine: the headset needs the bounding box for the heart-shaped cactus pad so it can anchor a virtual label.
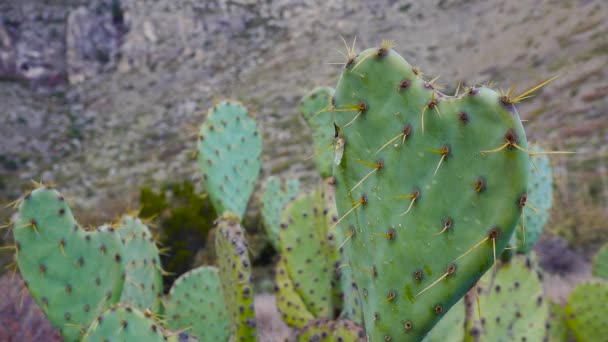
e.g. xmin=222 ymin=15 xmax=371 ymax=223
xmin=13 ymin=187 xmax=125 ymax=341
xmin=331 ymin=44 xmax=529 ymax=341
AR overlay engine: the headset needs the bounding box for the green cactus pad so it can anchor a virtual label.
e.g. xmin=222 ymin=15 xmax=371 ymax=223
xmin=515 ymin=145 xmax=553 ymax=253
xmin=295 ymin=318 xmax=366 ymax=342
xmin=592 ymin=243 xmax=608 ymax=280
xmin=465 ymin=254 xmax=548 ymax=341
xmin=164 ymin=266 xmax=230 ymax=341
xmin=13 ymin=187 xmax=125 ymax=341
xmin=423 ymin=298 xmax=465 ymax=342
xmin=215 ymin=214 xmax=257 ymax=341
xmin=332 ymin=45 xmax=529 ymax=341
xmin=299 ymin=86 xmax=336 ymax=178
xmin=117 ymin=215 xmax=162 ymax=312
xmin=275 ymin=256 xmax=315 ymax=327
xmin=166 ymin=332 xmax=201 ymax=342
xmin=197 ymin=101 xmax=262 ymax=219
xmin=545 ymin=301 xmax=568 ymax=342
xmin=565 ymin=282 xmax=608 ymax=341
xmin=261 ymin=176 xmax=300 ymax=250
xmin=279 ymin=187 xmax=336 ymax=318
xmin=82 ymin=305 xmax=166 ymax=342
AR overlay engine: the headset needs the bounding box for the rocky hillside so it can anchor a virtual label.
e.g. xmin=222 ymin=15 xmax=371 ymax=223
xmin=0 ymin=0 xmax=606 ymax=246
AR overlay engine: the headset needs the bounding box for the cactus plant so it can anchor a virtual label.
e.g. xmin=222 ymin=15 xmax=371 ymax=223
xmin=592 ymin=242 xmax=608 ymax=280
xmin=331 ymin=43 xmax=530 ymax=340
xmin=423 ymin=299 xmax=465 ymax=342
xmin=197 ymin=101 xmax=262 ymax=221
xmin=164 ymin=266 xmax=230 ymax=341
xmin=465 ymin=254 xmax=549 ymax=341
xmin=275 ymin=256 xmax=316 ymax=327
xmin=295 ymin=318 xmax=366 ymax=342
xmin=514 ymin=145 xmax=553 ymax=253
xmin=82 ymin=305 xmax=167 ymax=342
xmin=261 ymin=176 xmax=300 ymax=250
xmin=299 ymin=86 xmax=336 ymax=178
xmin=565 ymin=282 xmax=608 ymax=341
xmin=215 ymin=214 xmax=257 ymax=341
xmin=13 ymin=187 xmax=125 ymax=341
xmin=117 ymin=215 xmax=163 ymax=312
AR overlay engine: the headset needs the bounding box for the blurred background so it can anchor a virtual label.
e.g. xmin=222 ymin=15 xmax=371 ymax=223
xmin=0 ymin=0 xmax=606 ymax=340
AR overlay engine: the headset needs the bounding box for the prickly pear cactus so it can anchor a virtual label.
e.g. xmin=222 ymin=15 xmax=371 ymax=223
xmin=565 ymin=282 xmax=608 ymax=341
xmin=82 ymin=305 xmax=166 ymax=342
xmin=278 ymin=187 xmax=336 ymax=319
xmin=294 ymin=318 xmax=367 ymax=342
xmin=215 ymin=214 xmax=257 ymax=341
xmin=117 ymin=215 xmax=162 ymax=312
xmin=545 ymin=301 xmax=568 ymax=342
xmin=261 ymin=176 xmax=300 ymax=250
xmin=197 ymin=101 xmax=262 ymax=219
xmin=13 ymin=187 xmax=125 ymax=341
xmin=423 ymin=298 xmax=465 ymax=342
xmin=275 ymin=256 xmax=315 ymax=328
xmin=164 ymin=266 xmax=230 ymax=341
xmin=332 ymin=44 xmax=529 ymax=340
xmin=299 ymin=86 xmax=336 ymax=178
xmin=514 ymin=145 xmax=553 ymax=253
xmin=465 ymin=254 xmax=549 ymax=341
xmin=592 ymin=242 xmax=608 ymax=280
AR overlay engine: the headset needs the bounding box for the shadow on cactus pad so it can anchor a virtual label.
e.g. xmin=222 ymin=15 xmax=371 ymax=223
xmin=139 ymin=181 xmax=216 ymax=290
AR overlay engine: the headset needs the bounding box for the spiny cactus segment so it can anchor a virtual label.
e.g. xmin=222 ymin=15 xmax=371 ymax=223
xmin=294 ymin=318 xmax=367 ymax=342
xmin=331 ymin=44 xmax=530 ymax=340
xmin=197 ymin=101 xmax=262 ymax=220
xmin=275 ymin=256 xmax=315 ymax=327
xmin=215 ymin=214 xmax=257 ymax=341
xmin=423 ymin=298 xmax=465 ymax=342
xmin=13 ymin=187 xmax=125 ymax=341
xmin=299 ymin=86 xmax=336 ymax=178
xmin=565 ymin=282 xmax=608 ymax=341
xmin=261 ymin=176 xmax=300 ymax=250
xmin=514 ymin=145 xmax=553 ymax=253
xmin=592 ymin=242 xmax=608 ymax=280
xmin=82 ymin=305 xmax=167 ymax=342
xmin=117 ymin=215 xmax=163 ymax=312
xmin=164 ymin=266 xmax=230 ymax=341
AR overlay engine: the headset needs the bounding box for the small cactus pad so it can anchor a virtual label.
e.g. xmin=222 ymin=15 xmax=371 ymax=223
xmin=215 ymin=214 xmax=257 ymax=341
xmin=261 ymin=176 xmax=301 ymax=250
xmin=515 ymin=145 xmax=553 ymax=253
xmin=332 ymin=45 xmax=529 ymax=341
xmin=275 ymin=256 xmax=315 ymax=327
xmin=117 ymin=215 xmax=163 ymax=312
xmin=197 ymin=101 xmax=262 ymax=219
xmin=423 ymin=298 xmax=465 ymax=342
xmin=592 ymin=242 xmax=608 ymax=280
xmin=164 ymin=266 xmax=230 ymax=341
xmin=13 ymin=187 xmax=125 ymax=341
xmin=545 ymin=301 xmax=568 ymax=342
xmin=465 ymin=254 xmax=548 ymax=341
xmin=295 ymin=318 xmax=367 ymax=342
xmin=278 ymin=187 xmax=336 ymax=318
xmin=565 ymin=282 xmax=608 ymax=341
xmin=299 ymin=86 xmax=336 ymax=178
xmin=82 ymin=305 xmax=166 ymax=342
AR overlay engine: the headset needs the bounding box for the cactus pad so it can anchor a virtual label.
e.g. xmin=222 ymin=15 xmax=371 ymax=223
xmin=465 ymin=254 xmax=548 ymax=341
xmin=565 ymin=282 xmax=608 ymax=341
xmin=332 ymin=45 xmax=529 ymax=340
xmin=515 ymin=145 xmax=553 ymax=253
xmin=261 ymin=176 xmax=300 ymax=250
xmin=275 ymin=256 xmax=315 ymax=327
xmin=215 ymin=214 xmax=257 ymax=341
xmin=592 ymin=242 xmax=608 ymax=280
xmin=299 ymin=86 xmax=336 ymax=178
xmin=278 ymin=187 xmax=336 ymax=318
xmin=197 ymin=101 xmax=262 ymax=219
xmin=164 ymin=266 xmax=230 ymax=341
xmin=82 ymin=305 xmax=166 ymax=342
xmin=13 ymin=187 xmax=125 ymax=341
xmin=117 ymin=215 xmax=162 ymax=312
xmin=295 ymin=318 xmax=366 ymax=342
xmin=423 ymin=298 xmax=465 ymax=342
